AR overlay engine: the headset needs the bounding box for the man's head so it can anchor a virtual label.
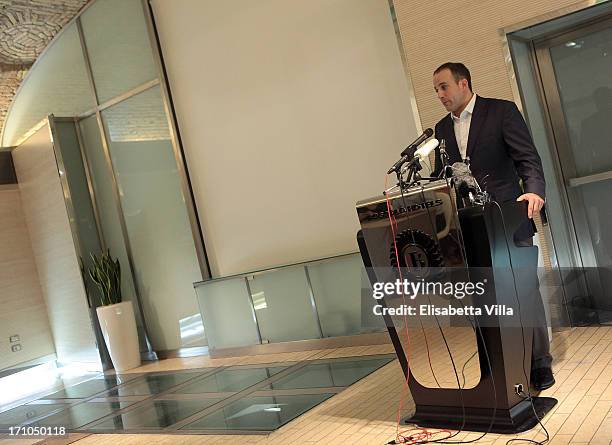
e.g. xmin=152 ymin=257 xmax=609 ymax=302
xmin=433 ymin=62 xmax=473 ymax=115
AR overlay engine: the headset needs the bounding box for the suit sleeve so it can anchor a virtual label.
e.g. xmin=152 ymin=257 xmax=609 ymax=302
xmin=502 ymin=102 xmax=546 ymax=198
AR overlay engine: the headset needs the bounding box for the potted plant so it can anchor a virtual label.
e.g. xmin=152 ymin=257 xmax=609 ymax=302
xmin=89 ymin=250 xmax=141 ymax=372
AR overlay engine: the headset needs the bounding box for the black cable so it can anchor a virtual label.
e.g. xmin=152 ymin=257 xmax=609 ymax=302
xmin=390 ymin=179 xmax=467 ymax=443
xmin=417 ymin=186 xmax=467 ymax=440
xmin=389 ymin=173 xmax=471 ymax=444
xmin=398 ymin=179 xmax=442 ymax=389
xmin=386 ymin=169 xmax=498 ymax=445
xmin=419 ymin=155 xmax=498 ymax=444
xmin=460 ymin=342 xmax=478 ymax=389
xmin=491 ymin=201 xmax=550 ymax=445
xmin=421 ymin=173 xmax=498 ymax=444
xmin=431 ymin=299 xmax=497 ymax=444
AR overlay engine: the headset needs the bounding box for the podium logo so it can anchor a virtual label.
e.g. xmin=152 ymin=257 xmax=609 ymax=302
xmin=389 ymin=229 xmax=444 ymax=279
xmin=369 ymin=199 xmax=443 ymax=220
xmin=402 ymin=245 xmax=428 ymax=269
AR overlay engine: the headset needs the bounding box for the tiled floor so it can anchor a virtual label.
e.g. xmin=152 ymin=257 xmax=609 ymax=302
xmin=1 ymin=327 xmax=612 ymax=444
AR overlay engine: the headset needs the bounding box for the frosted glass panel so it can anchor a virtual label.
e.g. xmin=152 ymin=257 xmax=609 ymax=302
xmin=80 ymin=0 xmax=157 ymax=103
xmin=100 ymin=86 xmax=202 ymax=350
xmin=78 ymin=115 xmax=155 ymax=356
xmin=194 ymin=254 xmax=384 ymax=351
xmin=79 ymin=116 xmax=139 ymax=305
xmin=195 ymin=278 xmax=260 ymax=350
xmin=249 ymin=267 xmax=321 ymax=343
xmin=53 ymin=121 xmax=102 ymax=267
xmin=2 ymin=24 xmax=94 ymax=146
xmin=307 ymin=254 xmax=383 ymax=337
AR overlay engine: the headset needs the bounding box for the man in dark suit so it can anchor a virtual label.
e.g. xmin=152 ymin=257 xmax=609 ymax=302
xmin=431 ymin=62 xmax=554 ymax=391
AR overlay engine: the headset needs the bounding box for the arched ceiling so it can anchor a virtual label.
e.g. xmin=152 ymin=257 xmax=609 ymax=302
xmin=0 ymin=0 xmax=89 ymax=141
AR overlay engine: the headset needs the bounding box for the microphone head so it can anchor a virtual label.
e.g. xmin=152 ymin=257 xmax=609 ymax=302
xmin=414 ymin=138 xmax=439 ymax=158
xmin=451 ymin=161 xmax=469 ymax=174
xmin=424 ymin=128 xmax=433 ymax=137
xmin=451 ymin=162 xmax=479 ymax=189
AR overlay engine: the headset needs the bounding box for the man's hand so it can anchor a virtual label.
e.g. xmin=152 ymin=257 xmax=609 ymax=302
xmin=516 ymin=193 xmax=544 ymax=219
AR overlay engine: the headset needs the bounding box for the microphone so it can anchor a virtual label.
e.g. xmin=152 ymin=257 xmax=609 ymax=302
xmin=413 ymin=138 xmax=439 ymax=159
xmin=400 ymin=128 xmax=434 ymax=156
xmin=451 ymin=161 xmax=479 ymax=190
xmin=387 ymin=128 xmax=434 ymax=174
xmin=456 ymin=181 xmax=471 ymax=196
xmin=387 ymin=154 xmax=410 ymax=175
xmin=403 ymin=138 xmax=439 ymax=167
xmin=401 ymin=139 xmax=440 ymax=174
xmin=451 ymin=161 xmax=485 ymax=204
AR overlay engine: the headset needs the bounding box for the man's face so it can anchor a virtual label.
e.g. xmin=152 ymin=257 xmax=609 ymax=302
xmin=433 ymin=69 xmax=470 ymax=114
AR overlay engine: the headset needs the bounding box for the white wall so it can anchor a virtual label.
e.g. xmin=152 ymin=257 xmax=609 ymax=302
xmin=151 ymin=0 xmax=420 ymax=276
xmin=0 ymin=185 xmax=55 ymax=371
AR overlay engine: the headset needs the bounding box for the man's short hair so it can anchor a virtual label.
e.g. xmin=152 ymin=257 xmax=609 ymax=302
xmin=434 ymin=62 xmax=472 ymax=91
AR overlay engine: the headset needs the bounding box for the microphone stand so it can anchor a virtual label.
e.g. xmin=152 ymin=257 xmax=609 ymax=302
xmin=395 ymin=163 xmax=408 ymax=192
xmin=389 ymin=137 xmax=441 ymax=191
xmin=389 ymin=146 xmax=416 ymax=191
xmin=437 ymin=139 xmax=450 ymax=180
xmin=401 ymin=157 xmax=423 ymax=188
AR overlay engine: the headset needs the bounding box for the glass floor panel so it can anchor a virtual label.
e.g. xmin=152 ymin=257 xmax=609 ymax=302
xmin=90 ymin=399 xmax=224 ymax=430
xmin=31 ymin=402 xmax=134 ymax=429
xmin=174 ymin=366 xmax=287 ymax=394
xmin=0 ymin=404 xmax=68 ymax=427
xmin=103 ymin=372 xmax=209 ymax=397
xmin=270 ymin=357 xmax=393 ymax=390
xmin=182 ymin=393 xmax=334 ymax=431
xmin=44 ymin=375 xmax=138 ymax=399
xmin=0 ymin=355 xmax=395 ymax=434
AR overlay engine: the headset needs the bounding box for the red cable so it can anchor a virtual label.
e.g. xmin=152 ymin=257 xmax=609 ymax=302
xmin=384 ymin=175 xmax=450 ymax=444
xmin=384 ymin=175 xmax=414 ymax=444
xmin=394 ymin=428 xmax=453 ymax=444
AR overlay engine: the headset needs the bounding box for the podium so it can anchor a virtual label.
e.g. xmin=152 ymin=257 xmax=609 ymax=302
xmin=356 ymin=180 xmax=556 ymax=433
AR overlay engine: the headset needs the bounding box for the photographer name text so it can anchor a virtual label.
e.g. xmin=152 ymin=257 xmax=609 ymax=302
xmin=373 ymin=304 xmax=513 ymax=316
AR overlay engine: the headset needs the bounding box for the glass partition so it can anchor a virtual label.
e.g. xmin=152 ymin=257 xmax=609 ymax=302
xmin=196 ymin=279 xmax=260 ymax=350
xmin=51 ymin=120 xmax=102 ymax=266
xmin=194 ymin=253 xmax=385 ymax=352
xmin=249 ymin=267 xmax=321 ymax=343
xmin=80 ymin=0 xmax=158 ymax=103
xmin=1 ymin=0 xmax=207 ymax=361
xmin=78 ymin=116 xmax=140 ymax=307
xmin=100 ymin=86 xmax=203 ymax=351
xmin=77 ymin=114 xmax=158 ymax=357
xmin=307 ymin=254 xmax=371 ymax=337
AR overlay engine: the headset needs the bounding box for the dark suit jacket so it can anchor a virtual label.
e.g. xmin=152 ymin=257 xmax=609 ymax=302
xmin=432 ymin=96 xmax=545 ymax=239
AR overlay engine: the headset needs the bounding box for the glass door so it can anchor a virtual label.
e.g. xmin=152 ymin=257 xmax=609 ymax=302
xmin=535 ymin=15 xmax=612 ymax=319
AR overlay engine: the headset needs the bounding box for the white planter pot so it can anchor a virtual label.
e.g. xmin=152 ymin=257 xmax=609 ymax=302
xmin=96 ymin=301 xmax=141 ymax=372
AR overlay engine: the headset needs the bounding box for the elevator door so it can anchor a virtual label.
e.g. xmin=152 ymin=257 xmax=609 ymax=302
xmin=535 ymin=16 xmax=612 ymax=315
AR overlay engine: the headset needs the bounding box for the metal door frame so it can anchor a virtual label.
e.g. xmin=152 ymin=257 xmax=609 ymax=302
xmin=532 ymin=14 xmax=612 ymax=301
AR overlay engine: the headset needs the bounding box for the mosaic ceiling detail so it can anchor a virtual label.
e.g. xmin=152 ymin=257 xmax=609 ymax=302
xmin=0 ymin=0 xmax=88 ymax=138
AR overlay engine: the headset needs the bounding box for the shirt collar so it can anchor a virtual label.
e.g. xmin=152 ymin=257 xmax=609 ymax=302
xmin=451 ymin=93 xmax=477 ymax=121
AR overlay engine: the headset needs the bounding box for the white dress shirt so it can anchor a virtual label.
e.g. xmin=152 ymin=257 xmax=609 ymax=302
xmin=451 ymin=93 xmax=477 ymax=160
